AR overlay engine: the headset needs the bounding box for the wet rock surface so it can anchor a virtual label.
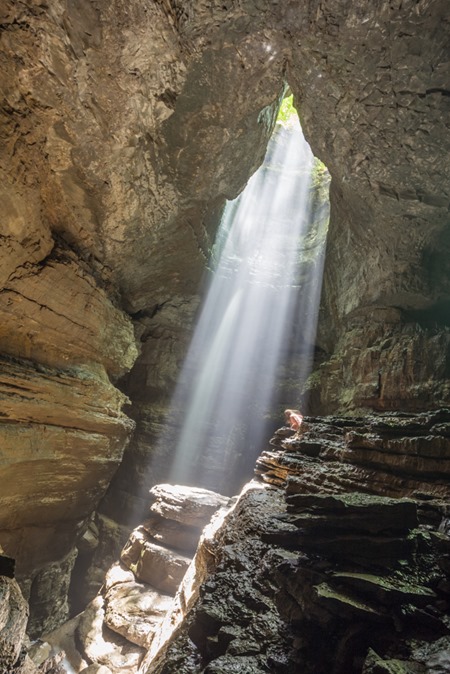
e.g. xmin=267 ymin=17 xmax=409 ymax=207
xmin=143 ymin=413 xmax=450 ymax=674
xmin=257 ymin=410 xmax=450 ymax=501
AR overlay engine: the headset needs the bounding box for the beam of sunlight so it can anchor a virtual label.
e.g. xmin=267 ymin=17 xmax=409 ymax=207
xmin=159 ymin=111 xmax=330 ymax=495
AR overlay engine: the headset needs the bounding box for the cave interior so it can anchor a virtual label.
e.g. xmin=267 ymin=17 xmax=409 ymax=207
xmin=0 ymin=1 xmax=449 ymax=673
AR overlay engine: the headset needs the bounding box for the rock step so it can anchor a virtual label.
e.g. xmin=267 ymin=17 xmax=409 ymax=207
xmin=330 ymin=572 xmax=435 ymax=607
xmin=70 ymin=483 xmax=230 ymax=672
xmin=141 ymin=513 xmax=202 ymax=554
xmin=104 ymin=580 xmax=173 ymax=648
xmin=120 ymin=527 xmax=192 ymax=595
xmin=285 ymin=492 xmax=418 ymax=533
xmin=77 ymin=595 xmax=145 ymax=674
xmin=256 ymin=411 xmax=450 ymax=501
xmin=149 ymin=484 xmax=230 ymax=528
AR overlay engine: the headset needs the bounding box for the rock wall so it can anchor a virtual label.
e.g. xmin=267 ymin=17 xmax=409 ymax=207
xmin=141 ymin=413 xmax=450 ymax=674
xmin=287 ymin=0 xmax=450 ymax=411
xmin=0 ymin=0 xmax=284 ymax=630
xmin=101 ymin=0 xmax=450 ymax=536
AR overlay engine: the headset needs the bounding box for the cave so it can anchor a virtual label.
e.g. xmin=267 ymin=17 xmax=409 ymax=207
xmin=0 ymin=1 xmax=449 ymax=673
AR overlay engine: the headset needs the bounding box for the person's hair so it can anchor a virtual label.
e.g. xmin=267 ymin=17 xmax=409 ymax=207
xmin=284 ymin=408 xmax=301 ymax=419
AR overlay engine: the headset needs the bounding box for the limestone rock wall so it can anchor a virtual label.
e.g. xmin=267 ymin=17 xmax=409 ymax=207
xmin=0 ymin=0 xmax=284 ymax=632
xmin=285 ymin=0 xmax=450 ymax=411
xmin=104 ymin=0 xmax=450 ymax=536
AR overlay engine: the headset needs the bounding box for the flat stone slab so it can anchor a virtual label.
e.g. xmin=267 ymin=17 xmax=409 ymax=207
xmin=149 ymin=484 xmax=229 ymax=528
xmin=331 ymin=572 xmax=435 ymax=607
xmin=285 ymin=492 xmax=418 ymax=533
xmin=104 ymin=561 xmax=136 ymax=592
xmin=134 ymin=540 xmax=192 ymax=595
xmin=142 ymin=513 xmax=202 ymax=553
xmin=77 ymin=596 xmax=145 ymax=674
xmin=80 ymin=665 xmax=113 ymax=674
xmin=104 ymin=580 xmax=173 ymax=648
xmin=314 ymin=582 xmax=384 ymax=621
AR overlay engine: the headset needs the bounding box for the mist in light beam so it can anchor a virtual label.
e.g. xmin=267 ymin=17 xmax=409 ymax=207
xmin=164 ymin=113 xmax=330 ymax=494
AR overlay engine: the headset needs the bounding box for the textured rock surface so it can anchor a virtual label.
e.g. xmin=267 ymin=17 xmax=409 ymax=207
xmin=104 ymin=581 xmax=173 ymax=648
xmin=142 ymin=414 xmax=450 ymax=674
xmin=77 ymin=595 xmax=145 ymax=674
xmin=0 ymin=576 xmax=29 ymax=672
xmin=307 ymin=312 xmax=450 ymax=414
xmin=149 ymin=485 xmax=230 ymax=529
xmin=0 ymin=572 xmax=67 ymax=673
xmin=256 ymin=410 xmax=450 ymax=501
xmin=287 ymin=0 xmax=450 ymax=413
xmin=0 ymin=0 xmax=283 ymax=627
xmin=0 ymin=355 xmax=134 ymax=634
xmin=98 ymin=0 xmax=450 ymax=539
xmin=72 ymin=484 xmax=229 ymax=672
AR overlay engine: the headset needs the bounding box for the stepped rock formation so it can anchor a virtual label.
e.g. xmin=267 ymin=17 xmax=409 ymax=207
xmin=140 ymin=413 xmax=450 ymax=674
xmin=0 ymin=0 xmax=449 ymax=653
xmin=39 ymin=484 xmax=230 ymax=673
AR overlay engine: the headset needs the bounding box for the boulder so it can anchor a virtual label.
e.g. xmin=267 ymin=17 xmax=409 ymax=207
xmin=0 ymin=577 xmax=29 ymax=672
xmin=80 ymin=666 xmax=113 ymax=674
xmin=142 ymin=514 xmax=202 ymax=554
xmin=149 ymin=485 xmax=230 ymax=528
xmin=77 ymin=596 xmax=145 ymax=673
xmin=104 ymin=581 xmax=173 ymax=647
xmin=133 ymin=541 xmax=191 ymax=595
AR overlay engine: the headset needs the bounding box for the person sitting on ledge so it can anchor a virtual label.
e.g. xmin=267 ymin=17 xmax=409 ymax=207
xmin=284 ymin=408 xmax=303 ymax=430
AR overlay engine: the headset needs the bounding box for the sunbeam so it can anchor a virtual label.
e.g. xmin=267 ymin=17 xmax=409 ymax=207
xmin=161 ymin=105 xmax=330 ymax=494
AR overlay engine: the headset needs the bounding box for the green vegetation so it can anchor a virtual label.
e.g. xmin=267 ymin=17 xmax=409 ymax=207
xmin=276 ymin=94 xmax=298 ymax=127
xmin=312 ymin=157 xmax=328 ymax=188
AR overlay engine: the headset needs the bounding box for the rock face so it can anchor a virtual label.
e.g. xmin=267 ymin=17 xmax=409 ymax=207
xmin=0 ymin=566 xmax=68 ymax=674
xmin=98 ymin=0 xmax=450 ymax=540
xmin=288 ymin=1 xmax=450 ymax=413
xmin=73 ymin=484 xmax=230 ymax=673
xmin=0 ymin=355 xmax=135 ymax=635
xmin=142 ymin=414 xmax=450 ymax=674
xmin=257 ymin=409 xmax=450 ymax=500
xmin=0 ymin=0 xmax=283 ymax=626
xmin=1 ymin=0 xmax=449 ymax=642
xmin=0 ymin=575 xmax=30 ymax=673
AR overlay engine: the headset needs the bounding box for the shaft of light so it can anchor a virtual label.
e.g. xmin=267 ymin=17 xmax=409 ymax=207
xmin=164 ymin=115 xmax=329 ymax=494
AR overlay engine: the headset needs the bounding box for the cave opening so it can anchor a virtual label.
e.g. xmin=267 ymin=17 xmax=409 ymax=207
xmin=154 ymin=95 xmax=331 ymax=496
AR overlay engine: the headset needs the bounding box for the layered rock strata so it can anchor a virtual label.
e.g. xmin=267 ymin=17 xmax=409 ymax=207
xmin=0 ymin=355 xmax=135 ymax=636
xmin=72 ymin=484 xmax=230 ymax=673
xmin=99 ymin=0 xmax=450 ymax=545
xmin=1 ymin=0 xmax=284 ymax=626
xmin=287 ymin=1 xmax=450 ymax=412
xmin=141 ymin=412 xmax=450 ymax=674
xmin=307 ymin=312 xmax=450 ymax=414
xmin=256 ymin=409 xmax=450 ymax=501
